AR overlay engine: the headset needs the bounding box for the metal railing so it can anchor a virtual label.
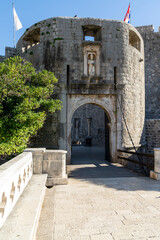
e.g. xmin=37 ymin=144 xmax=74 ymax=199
xmin=117 ymin=149 xmax=154 ymax=171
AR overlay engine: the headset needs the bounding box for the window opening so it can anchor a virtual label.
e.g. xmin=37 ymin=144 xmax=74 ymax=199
xmin=129 ymin=30 xmax=141 ymax=52
xmin=83 ymin=25 xmax=101 ymax=41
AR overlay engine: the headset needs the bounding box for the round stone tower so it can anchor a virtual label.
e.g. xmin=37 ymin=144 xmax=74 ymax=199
xmin=16 ymin=17 xmax=145 ymax=162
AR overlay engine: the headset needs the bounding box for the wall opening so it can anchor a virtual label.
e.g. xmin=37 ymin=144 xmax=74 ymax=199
xmin=22 ymin=28 xmax=40 ymax=52
xmin=23 ymin=28 xmax=40 ymax=44
xmin=129 ymin=30 xmax=141 ymax=52
xmin=83 ymin=25 xmax=101 ymax=41
xmin=71 ymin=104 xmax=110 ymax=165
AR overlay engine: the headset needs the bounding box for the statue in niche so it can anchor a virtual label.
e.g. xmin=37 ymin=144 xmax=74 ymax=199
xmin=88 ymin=53 xmax=96 ymax=76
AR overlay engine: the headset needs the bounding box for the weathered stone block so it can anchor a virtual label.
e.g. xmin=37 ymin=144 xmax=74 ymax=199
xmin=24 ymin=148 xmax=46 ymax=174
xmin=150 ymin=171 xmax=160 ymax=180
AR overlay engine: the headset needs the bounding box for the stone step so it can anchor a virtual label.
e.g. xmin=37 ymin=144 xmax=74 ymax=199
xmin=0 ymin=174 xmax=47 ymax=240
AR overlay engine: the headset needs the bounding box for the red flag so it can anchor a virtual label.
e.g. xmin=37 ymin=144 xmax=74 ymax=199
xmin=124 ymin=4 xmax=131 ymax=23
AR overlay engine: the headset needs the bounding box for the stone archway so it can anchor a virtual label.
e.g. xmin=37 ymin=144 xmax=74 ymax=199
xmin=66 ymin=95 xmax=117 ymax=164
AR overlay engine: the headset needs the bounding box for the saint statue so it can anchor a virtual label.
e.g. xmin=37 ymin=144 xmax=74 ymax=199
xmin=88 ymin=53 xmax=96 ymax=76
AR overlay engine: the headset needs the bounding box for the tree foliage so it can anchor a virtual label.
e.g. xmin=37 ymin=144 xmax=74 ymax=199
xmin=0 ymin=56 xmax=62 ymax=156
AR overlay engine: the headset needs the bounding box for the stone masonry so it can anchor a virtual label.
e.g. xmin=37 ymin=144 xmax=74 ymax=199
xmin=136 ymin=25 xmax=160 ymax=119
xmin=136 ymin=25 xmax=160 ymax=152
xmin=145 ymin=119 xmax=160 ymax=153
xmin=4 ymin=17 xmax=160 ymax=162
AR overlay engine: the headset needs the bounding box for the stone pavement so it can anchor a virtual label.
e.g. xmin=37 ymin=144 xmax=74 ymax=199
xmin=52 ymin=147 xmax=160 ymax=240
xmin=68 ymin=146 xmax=144 ymax=179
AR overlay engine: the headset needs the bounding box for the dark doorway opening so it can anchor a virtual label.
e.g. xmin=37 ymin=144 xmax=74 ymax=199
xmin=71 ymin=104 xmax=110 ymax=165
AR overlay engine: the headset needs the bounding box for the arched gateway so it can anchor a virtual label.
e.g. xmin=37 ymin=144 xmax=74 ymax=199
xmin=67 ymin=95 xmax=117 ymax=163
xmin=14 ymin=17 xmax=145 ymax=163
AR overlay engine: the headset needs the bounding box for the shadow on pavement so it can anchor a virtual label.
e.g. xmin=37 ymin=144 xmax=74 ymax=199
xmin=68 ymin=146 xmax=144 ymax=178
xmin=67 ymin=146 xmax=160 ymax=193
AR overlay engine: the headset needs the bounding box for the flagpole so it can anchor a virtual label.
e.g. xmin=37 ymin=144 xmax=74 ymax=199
xmin=12 ymin=1 xmax=15 ymax=48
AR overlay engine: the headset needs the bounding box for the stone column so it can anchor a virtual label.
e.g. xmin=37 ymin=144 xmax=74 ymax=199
xmin=150 ymin=148 xmax=160 ymax=180
xmin=84 ymin=53 xmax=88 ymax=75
xmin=96 ymin=51 xmax=100 ymax=76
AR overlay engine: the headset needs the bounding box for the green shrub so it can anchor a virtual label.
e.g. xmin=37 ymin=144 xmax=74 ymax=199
xmin=0 ymin=56 xmax=62 ymax=156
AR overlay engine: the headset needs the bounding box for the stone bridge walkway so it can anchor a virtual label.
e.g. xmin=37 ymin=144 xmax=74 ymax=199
xmin=38 ymin=147 xmax=160 ymax=240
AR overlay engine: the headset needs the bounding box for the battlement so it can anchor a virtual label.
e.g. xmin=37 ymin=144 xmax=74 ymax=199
xmin=136 ymin=25 xmax=154 ymax=33
xmin=5 ymin=47 xmax=18 ymax=58
xmin=136 ymin=24 xmax=160 ymax=35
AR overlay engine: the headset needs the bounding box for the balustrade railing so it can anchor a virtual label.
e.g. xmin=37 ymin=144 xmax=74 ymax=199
xmin=0 ymin=152 xmax=33 ymax=228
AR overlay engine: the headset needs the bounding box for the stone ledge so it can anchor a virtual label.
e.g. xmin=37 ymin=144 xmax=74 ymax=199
xmin=82 ymin=41 xmax=102 ymax=46
xmin=81 ymin=75 xmax=103 ymax=81
xmin=46 ymin=175 xmax=68 ymax=187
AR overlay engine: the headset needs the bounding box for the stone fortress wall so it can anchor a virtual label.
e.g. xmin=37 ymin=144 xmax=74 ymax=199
xmin=136 ymin=25 xmax=160 ymax=152
xmin=1 ymin=17 xmax=159 ymax=160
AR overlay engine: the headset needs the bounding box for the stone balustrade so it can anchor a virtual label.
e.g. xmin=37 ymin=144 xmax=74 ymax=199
xmin=0 ymin=152 xmax=33 ymax=228
xmin=0 ymin=148 xmax=67 ymax=230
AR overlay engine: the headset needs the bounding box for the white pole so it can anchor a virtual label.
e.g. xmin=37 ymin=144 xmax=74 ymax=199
xmin=12 ymin=1 xmax=15 ymax=48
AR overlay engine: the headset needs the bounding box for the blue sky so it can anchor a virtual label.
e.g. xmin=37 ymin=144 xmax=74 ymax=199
xmin=1 ymin=0 xmax=160 ymax=55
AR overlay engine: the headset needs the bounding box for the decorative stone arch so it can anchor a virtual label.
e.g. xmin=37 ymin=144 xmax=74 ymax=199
xmin=67 ymin=95 xmax=117 ymax=164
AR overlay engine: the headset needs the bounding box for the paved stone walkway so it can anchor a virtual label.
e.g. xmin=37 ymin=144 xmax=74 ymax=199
xmin=53 ymin=147 xmax=160 ymax=240
xmin=68 ymin=146 xmax=143 ymax=179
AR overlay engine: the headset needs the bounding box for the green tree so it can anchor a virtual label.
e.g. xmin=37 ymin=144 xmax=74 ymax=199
xmin=0 ymin=56 xmax=62 ymax=157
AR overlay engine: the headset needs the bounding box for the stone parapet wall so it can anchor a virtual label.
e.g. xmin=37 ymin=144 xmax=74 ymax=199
xmin=136 ymin=25 xmax=154 ymax=33
xmin=5 ymin=47 xmax=18 ymax=58
xmin=0 ymin=152 xmax=33 ymax=228
xmin=145 ymin=119 xmax=160 ymax=153
xmin=24 ymin=148 xmax=68 ymax=186
xmin=0 ymin=147 xmax=68 ymax=229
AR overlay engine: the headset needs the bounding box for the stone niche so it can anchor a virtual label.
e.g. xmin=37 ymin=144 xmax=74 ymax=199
xmin=83 ymin=44 xmax=101 ymax=77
